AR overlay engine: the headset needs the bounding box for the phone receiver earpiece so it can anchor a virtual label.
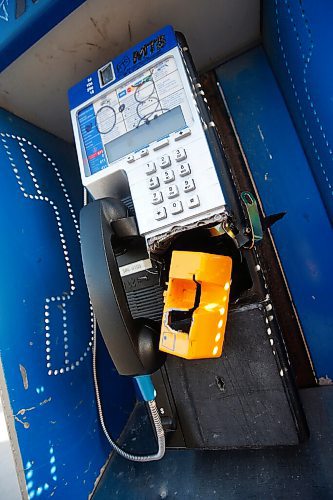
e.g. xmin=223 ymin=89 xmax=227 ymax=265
xmin=80 ymin=198 xmax=166 ymax=376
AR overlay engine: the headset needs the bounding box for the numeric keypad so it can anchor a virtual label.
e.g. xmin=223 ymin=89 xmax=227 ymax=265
xmin=145 ymin=146 xmax=200 ymax=223
xmin=162 ymin=169 xmax=175 ymax=184
xmin=183 ymin=178 xmax=195 ymax=192
xmin=148 ymin=176 xmax=160 ymax=190
xmin=166 ymin=185 xmax=179 ymax=199
xmin=179 ymin=163 xmax=191 ymax=177
xmin=158 ymin=155 xmax=171 ymax=169
xmin=174 ymin=148 xmax=187 ymax=162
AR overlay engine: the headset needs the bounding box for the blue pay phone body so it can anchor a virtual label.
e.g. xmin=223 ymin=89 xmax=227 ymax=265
xmin=69 ymin=26 xmax=236 ymax=246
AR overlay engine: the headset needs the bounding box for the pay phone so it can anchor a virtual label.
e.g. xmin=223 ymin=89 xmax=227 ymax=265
xmin=69 ymin=25 xmax=247 ymax=249
xmin=69 ymin=26 xmax=250 ymax=460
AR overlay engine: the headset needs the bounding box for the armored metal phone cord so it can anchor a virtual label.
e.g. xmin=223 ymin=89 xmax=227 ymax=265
xmin=92 ymin=316 xmax=166 ymax=462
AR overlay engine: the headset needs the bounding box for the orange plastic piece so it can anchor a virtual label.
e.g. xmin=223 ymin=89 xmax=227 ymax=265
xmin=159 ymin=251 xmax=232 ymax=359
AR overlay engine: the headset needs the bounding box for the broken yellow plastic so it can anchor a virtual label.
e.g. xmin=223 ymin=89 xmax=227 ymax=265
xmin=159 ymin=251 xmax=232 ymax=359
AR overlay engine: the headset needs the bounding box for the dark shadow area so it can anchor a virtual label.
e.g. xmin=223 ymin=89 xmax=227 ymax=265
xmin=93 ymin=387 xmax=333 ymax=499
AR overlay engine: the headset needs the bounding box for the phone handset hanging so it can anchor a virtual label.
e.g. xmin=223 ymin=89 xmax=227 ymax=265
xmin=80 ymin=197 xmax=166 ymax=461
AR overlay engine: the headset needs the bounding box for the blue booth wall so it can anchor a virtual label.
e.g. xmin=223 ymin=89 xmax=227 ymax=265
xmin=0 ymin=108 xmax=135 ymax=499
xmin=217 ymin=41 xmax=333 ymax=379
xmin=263 ymin=0 xmax=333 ymax=224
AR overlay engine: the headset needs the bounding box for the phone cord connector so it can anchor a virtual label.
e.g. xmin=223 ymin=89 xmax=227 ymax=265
xmin=92 ymin=321 xmax=165 ymax=462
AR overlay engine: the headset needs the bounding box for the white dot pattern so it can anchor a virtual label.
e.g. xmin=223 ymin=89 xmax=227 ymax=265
xmin=0 ymin=133 xmax=94 ymax=375
xmin=253 ymin=247 xmax=287 ymax=378
xmin=275 ymin=0 xmax=332 ymax=195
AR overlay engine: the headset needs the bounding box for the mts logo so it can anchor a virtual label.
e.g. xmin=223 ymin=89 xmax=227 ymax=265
xmin=15 ymin=0 xmax=38 ymax=19
xmin=132 ymin=34 xmax=166 ymax=64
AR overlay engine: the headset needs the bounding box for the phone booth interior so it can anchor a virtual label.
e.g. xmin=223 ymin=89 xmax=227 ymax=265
xmin=0 ymin=1 xmax=333 ymax=499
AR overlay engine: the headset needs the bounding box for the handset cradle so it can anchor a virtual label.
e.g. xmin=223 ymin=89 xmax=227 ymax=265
xmin=80 ymin=198 xmax=165 ymax=376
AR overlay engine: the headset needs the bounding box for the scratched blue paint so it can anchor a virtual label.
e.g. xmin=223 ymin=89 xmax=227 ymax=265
xmin=216 ymin=47 xmax=333 ymax=378
xmin=0 ymin=108 xmax=135 ymax=497
xmin=263 ymin=0 xmax=333 ymax=223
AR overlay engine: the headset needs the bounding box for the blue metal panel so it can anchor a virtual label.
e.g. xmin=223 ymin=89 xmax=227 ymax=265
xmin=0 ymin=108 xmax=135 ymax=498
xmin=0 ymin=0 xmax=86 ymax=72
xmin=216 ymin=47 xmax=333 ymax=378
xmin=263 ymin=0 xmax=333 ymax=223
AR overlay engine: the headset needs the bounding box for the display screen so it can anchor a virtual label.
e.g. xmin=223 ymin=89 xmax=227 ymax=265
xmin=79 ymin=56 xmax=192 ymax=175
xmin=104 ymin=106 xmax=186 ymax=163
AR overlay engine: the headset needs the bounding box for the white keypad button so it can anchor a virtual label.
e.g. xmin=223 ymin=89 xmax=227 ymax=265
xmin=148 ymin=176 xmax=160 ymax=190
xmin=145 ymin=162 xmax=156 ymax=175
xmin=183 ymin=178 xmax=196 ymax=192
xmin=166 ymin=185 xmax=179 ymax=199
xmin=127 ymin=154 xmax=135 ymax=163
xmin=187 ymin=194 xmax=200 ymax=209
xmin=174 ymin=148 xmax=187 ymax=162
xmin=140 ymin=148 xmax=149 ymax=157
xmin=155 ymin=206 xmax=167 ymax=220
xmin=152 ymin=191 xmax=163 ymax=205
xmin=162 ymin=169 xmax=175 ymax=184
xmin=174 ymin=128 xmax=191 ymax=141
xmin=153 ymin=138 xmax=169 ymax=151
xmin=158 ymin=155 xmax=171 ymax=169
xmin=170 ymin=200 xmax=183 ymax=215
xmin=179 ymin=163 xmax=191 ymax=177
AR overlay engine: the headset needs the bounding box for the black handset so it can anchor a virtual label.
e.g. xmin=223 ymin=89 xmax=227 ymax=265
xmin=80 ymin=197 xmax=166 ymax=376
